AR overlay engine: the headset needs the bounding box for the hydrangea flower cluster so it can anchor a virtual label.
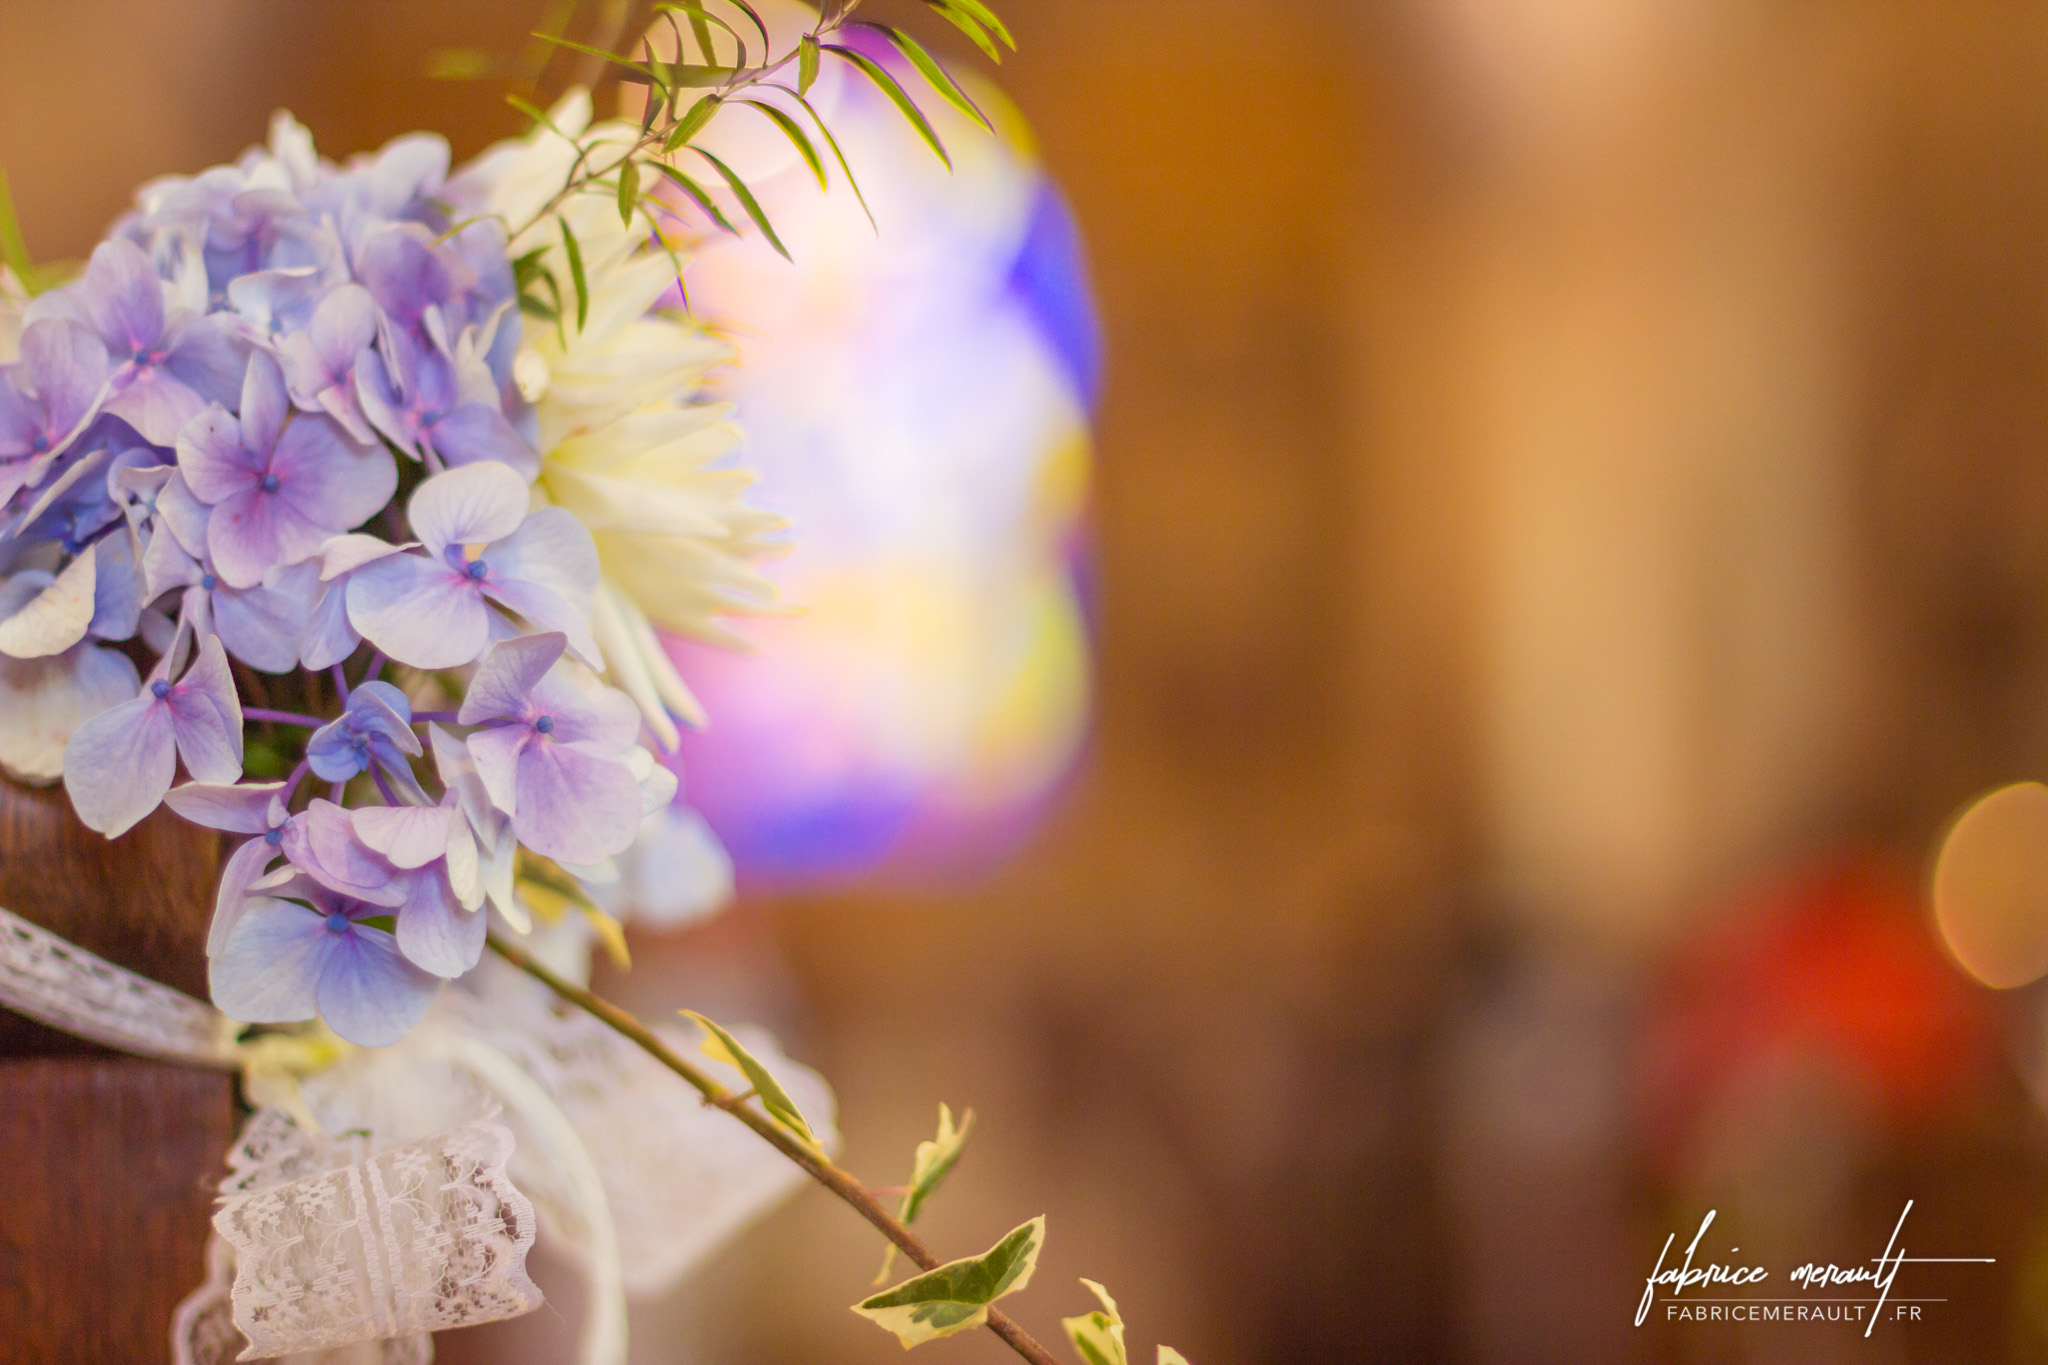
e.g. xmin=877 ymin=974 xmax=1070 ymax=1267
xmin=0 ymin=111 xmax=767 ymax=1046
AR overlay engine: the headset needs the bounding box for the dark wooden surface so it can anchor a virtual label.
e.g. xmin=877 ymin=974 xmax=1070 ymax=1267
xmin=0 ymin=779 xmax=234 ymax=1362
xmin=0 ymin=1058 xmax=236 ymax=1363
xmin=0 ymin=781 xmax=219 ymax=1054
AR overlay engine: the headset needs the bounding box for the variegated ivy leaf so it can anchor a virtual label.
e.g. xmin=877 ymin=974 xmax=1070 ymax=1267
xmin=1157 ymin=1349 xmax=1191 ymax=1364
xmin=682 ymin=1009 xmax=817 ymax=1144
xmin=1062 ymin=1279 xmax=1126 ymax=1365
xmin=853 ymin=1216 xmax=1044 ymax=1348
xmin=876 ymin=1103 xmax=976 ymax=1282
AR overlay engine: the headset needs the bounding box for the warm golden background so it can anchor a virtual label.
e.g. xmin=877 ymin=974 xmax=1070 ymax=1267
xmin=9 ymin=2 xmax=2048 ymax=1361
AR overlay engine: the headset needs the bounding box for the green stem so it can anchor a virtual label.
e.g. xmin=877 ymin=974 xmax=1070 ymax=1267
xmin=484 ymin=934 xmax=1063 ymax=1365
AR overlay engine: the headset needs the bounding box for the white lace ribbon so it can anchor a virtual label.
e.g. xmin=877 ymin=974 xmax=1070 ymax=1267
xmin=0 ymin=903 xmax=236 ymax=1065
xmin=211 ymin=1110 xmax=542 ymax=1359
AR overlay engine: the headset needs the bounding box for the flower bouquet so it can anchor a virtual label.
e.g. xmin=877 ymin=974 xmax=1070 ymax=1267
xmin=0 ymin=3 xmax=1189 ymax=1363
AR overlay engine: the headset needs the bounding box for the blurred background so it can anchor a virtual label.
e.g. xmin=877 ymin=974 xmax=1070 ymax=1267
xmin=11 ymin=1 xmax=2048 ymax=1361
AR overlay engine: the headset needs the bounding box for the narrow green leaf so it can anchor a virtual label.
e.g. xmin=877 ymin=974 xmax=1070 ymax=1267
xmin=902 ymin=1103 xmax=973 ymax=1225
xmin=616 ymin=158 xmax=641 ymax=226
xmin=531 ymin=31 xmax=666 ymax=89
xmin=0 ymin=171 xmax=34 ymax=286
xmin=519 ymin=0 xmax=581 ymax=85
xmin=506 ymin=94 xmax=561 ymax=134
xmin=682 ymin=1010 xmax=817 ymax=1141
xmin=740 ymin=100 xmax=826 ymax=190
xmin=687 ymin=147 xmax=791 ymax=260
xmin=921 ymin=0 xmax=1001 ymax=61
xmin=787 ymin=88 xmax=877 ymax=230
xmin=518 ymin=292 xmax=561 ymax=324
xmin=853 ymin=24 xmax=991 ymax=132
xmin=853 ymin=1217 xmax=1045 ymax=1348
xmin=557 ymin=215 xmax=589 ymax=331
xmin=625 ymin=60 xmax=736 ymax=89
xmin=656 ymin=1 xmax=746 ymax=65
xmin=650 ymin=160 xmax=740 ymax=235
xmin=936 ymin=0 xmax=1015 ymax=50
xmin=1062 ymin=1280 xmax=1127 ymax=1365
xmin=823 ymin=46 xmax=951 ymax=170
xmin=798 ymin=34 xmax=820 ymax=94
xmin=728 ymin=0 xmax=771 ymax=51
xmin=664 ymin=93 xmax=722 ymax=151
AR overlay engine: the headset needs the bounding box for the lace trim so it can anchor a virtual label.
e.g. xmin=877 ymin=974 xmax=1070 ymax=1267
xmin=0 ymin=903 xmax=234 ymax=1065
xmin=173 ymin=1234 xmax=435 ymax=1365
xmin=211 ymin=1110 xmax=541 ymax=1359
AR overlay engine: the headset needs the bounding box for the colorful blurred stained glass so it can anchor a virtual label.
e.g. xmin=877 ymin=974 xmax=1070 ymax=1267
xmin=667 ymin=55 xmax=1100 ymax=885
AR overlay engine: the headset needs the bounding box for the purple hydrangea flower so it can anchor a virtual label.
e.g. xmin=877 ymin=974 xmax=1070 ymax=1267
xmin=354 ymin=325 xmax=537 ymax=478
xmin=164 ymin=778 xmax=289 ymax=955
xmin=64 ymin=239 xmax=247 ymax=446
xmin=276 ymin=797 xmax=407 ymax=907
xmin=306 ymin=679 xmax=421 ymax=783
xmin=356 ymin=222 xmax=476 ymax=340
xmin=62 ymin=629 xmax=242 ymax=836
xmin=209 ymin=873 xmax=443 ymax=1047
xmin=345 ymin=461 xmax=599 ymax=669
xmin=275 ymin=282 xmax=378 ymax=442
xmin=459 ymin=631 xmax=644 ymax=865
xmin=175 ymin=349 xmax=394 ymax=590
xmin=0 ymin=319 xmax=109 ymax=503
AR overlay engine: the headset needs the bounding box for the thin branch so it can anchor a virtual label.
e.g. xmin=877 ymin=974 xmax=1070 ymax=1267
xmin=485 ymin=934 xmax=1063 ymax=1365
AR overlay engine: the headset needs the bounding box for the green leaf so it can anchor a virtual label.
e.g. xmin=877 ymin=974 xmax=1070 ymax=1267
xmin=740 ymin=100 xmax=826 ymax=190
xmin=823 ymin=46 xmax=951 ymax=170
xmin=650 ymin=161 xmax=740 ymax=234
xmin=1157 ymin=1350 xmax=1191 ymax=1365
xmin=903 ymin=1103 xmax=973 ymax=1225
xmin=921 ymin=0 xmax=1001 ymax=61
xmin=426 ymin=48 xmax=494 ymax=80
xmin=875 ymin=1103 xmax=976 ymax=1284
xmin=556 ymin=215 xmax=589 ymax=331
xmin=0 ymin=170 xmax=33 ymax=287
xmin=616 ymin=158 xmax=641 ymax=226
xmin=664 ymin=93 xmax=722 ymax=151
xmin=798 ymin=34 xmax=820 ymax=94
xmin=1062 ymin=1280 xmax=1127 ymax=1365
xmin=687 ymin=147 xmax=791 ymax=260
xmin=936 ymin=0 xmax=1015 ymax=51
xmin=728 ymin=0 xmax=770 ymax=51
xmin=531 ymin=31 xmax=666 ymax=90
xmin=787 ymin=88 xmax=877 ymax=231
xmin=682 ymin=1010 xmax=817 ymax=1142
xmin=654 ymin=1 xmax=745 ymax=64
xmin=853 ymin=1217 xmax=1045 ymax=1348
xmin=854 ymin=24 xmax=991 ymax=132
xmin=645 ymin=62 xmax=737 ymax=89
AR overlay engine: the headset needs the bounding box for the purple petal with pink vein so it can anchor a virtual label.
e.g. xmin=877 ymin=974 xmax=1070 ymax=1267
xmin=315 ymin=927 xmax=441 ymax=1046
xmin=353 ymin=804 xmax=454 ymax=869
xmin=209 ymin=898 xmax=329 ymax=1024
xmin=280 ymin=799 xmax=406 ymax=906
xmin=511 ymin=739 xmax=642 ymax=865
xmin=239 ymin=350 xmax=289 ymax=458
xmin=394 ymin=867 xmax=485 ymax=978
xmin=404 ymin=460 xmax=528 ymax=557
xmin=62 ymin=693 xmax=177 ymax=836
xmin=165 ymin=779 xmax=285 ymax=834
xmin=345 ymin=551 xmax=487 ymax=668
xmin=458 ymin=631 xmax=562 ymax=724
